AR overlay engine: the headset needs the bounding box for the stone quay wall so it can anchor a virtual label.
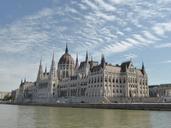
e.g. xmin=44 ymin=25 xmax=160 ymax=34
xmin=8 ymin=102 xmax=171 ymax=111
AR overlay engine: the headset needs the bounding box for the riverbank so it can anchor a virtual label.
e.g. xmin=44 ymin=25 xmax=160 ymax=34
xmin=3 ymin=102 xmax=171 ymax=111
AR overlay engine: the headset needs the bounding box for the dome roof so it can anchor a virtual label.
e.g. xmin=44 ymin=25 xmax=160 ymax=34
xmin=58 ymin=53 xmax=74 ymax=65
xmin=58 ymin=44 xmax=74 ymax=65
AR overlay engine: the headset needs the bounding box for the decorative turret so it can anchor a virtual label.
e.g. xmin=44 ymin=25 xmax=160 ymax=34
xmin=101 ymin=54 xmax=105 ymax=68
xmin=141 ymin=61 xmax=145 ymax=75
xmin=37 ymin=58 xmax=43 ymax=81
xmin=75 ymin=53 xmax=79 ymax=69
xmin=65 ymin=43 xmax=68 ymax=54
xmin=49 ymin=52 xmax=57 ymax=80
xmin=86 ymin=51 xmax=88 ymax=62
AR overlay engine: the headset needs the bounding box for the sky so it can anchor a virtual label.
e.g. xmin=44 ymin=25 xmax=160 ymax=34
xmin=0 ymin=0 xmax=171 ymax=91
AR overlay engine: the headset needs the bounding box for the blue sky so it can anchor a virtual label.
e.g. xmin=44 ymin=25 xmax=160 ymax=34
xmin=0 ymin=0 xmax=171 ymax=91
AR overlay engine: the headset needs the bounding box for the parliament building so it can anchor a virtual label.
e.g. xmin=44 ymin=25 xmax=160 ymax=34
xmin=16 ymin=44 xmax=149 ymax=103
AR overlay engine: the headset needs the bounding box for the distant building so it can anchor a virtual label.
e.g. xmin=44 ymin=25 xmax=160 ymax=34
xmin=0 ymin=91 xmax=10 ymax=100
xmin=149 ymin=84 xmax=171 ymax=97
xmin=149 ymin=84 xmax=171 ymax=102
xmin=15 ymin=44 xmax=149 ymax=104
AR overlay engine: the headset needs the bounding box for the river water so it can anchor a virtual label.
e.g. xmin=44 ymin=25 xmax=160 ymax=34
xmin=0 ymin=104 xmax=171 ymax=128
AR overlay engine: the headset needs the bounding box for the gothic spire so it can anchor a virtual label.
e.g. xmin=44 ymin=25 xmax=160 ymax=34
xmin=65 ymin=43 xmax=68 ymax=54
xmin=49 ymin=52 xmax=56 ymax=79
xmin=85 ymin=51 xmax=88 ymax=62
xmin=142 ymin=61 xmax=144 ymax=70
xmin=90 ymin=56 xmax=93 ymax=69
xmin=101 ymin=54 xmax=105 ymax=68
xmin=52 ymin=51 xmax=55 ymax=62
xmin=142 ymin=61 xmax=145 ymax=74
xmin=75 ymin=53 xmax=79 ymax=69
xmin=37 ymin=57 xmax=43 ymax=81
xmin=40 ymin=57 xmax=42 ymax=66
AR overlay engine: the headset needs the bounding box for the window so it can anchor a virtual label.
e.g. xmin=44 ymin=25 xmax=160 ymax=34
xmin=53 ymin=84 xmax=55 ymax=87
xmin=116 ymin=79 xmax=118 ymax=83
xmin=109 ymin=77 xmax=111 ymax=82
xmin=123 ymin=78 xmax=126 ymax=83
xmin=101 ymin=77 xmax=103 ymax=82
xmin=105 ymin=77 xmax=108 ymax=82
xmin=113 ymin=78 xmax=115 ymax=83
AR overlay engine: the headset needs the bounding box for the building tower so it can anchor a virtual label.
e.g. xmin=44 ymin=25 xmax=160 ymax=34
xmin=48 ymin=52 xmax=57 ymax=96
xmin=37 ymin=58 xmax=43 ymax=81
xmin=141 ymin=61 xmax=146 ymax=75
xmin=86 ymin=51 xmax=88 ymax=62
xmin=49 ymin=52 xmax=57 ymax=80
xmin=58 ymin=44 xmax=75 ymax=79
xmin=101 ymin=54 xmax=106 ymax=68
xmin=75 ymin=53 xmax=79 ymax=70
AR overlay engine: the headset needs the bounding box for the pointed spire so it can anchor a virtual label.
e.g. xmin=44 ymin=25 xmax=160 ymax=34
xmin=90 ymin=56 xmax=93 ymax=69
xmin=101 ymin=54 xmax=105 ymax=68
xmin=75 ymin=53 xmax=79 ymax=69
xmin=52 ymin=51 xmax=55 ymax=61
xmin=85 ymin=51 xmax=88 ymax=62
xmin=40 ymin=57 xmax=42 ymax=66
xmin=51 ymin=51 xmax=55 ymax=67
xmin=65 ymin=43 xmax=68 ymax=54
xmin=142 ymin=61 xmax=145 ymax=74
xmin=49 ymin=52 xmax=56 ymax=80
xmin=76 ymin=53 xmax=78 ymax=62
xmin=142 ymin=61 xmax=144 ymax=70
xmin=37 ymin=57 xmax=43 ymax=81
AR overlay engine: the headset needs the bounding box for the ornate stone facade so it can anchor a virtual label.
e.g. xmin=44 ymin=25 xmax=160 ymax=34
xmin=16 ymin=45 xmax=149 ymax=103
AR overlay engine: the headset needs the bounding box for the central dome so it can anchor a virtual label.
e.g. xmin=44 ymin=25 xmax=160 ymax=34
xmin=58 ymin=44 xmax=75 ymax=79
xmin=58 ymin=44 xmax=74 ymax=65
xmin=58 ymin=53 xmax=74 ymax=64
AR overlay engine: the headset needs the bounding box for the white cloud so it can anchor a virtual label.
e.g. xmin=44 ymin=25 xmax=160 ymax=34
xmin=143 ymin=31 xmax=160 ymax=41
xmin=83 ymin=0 xmax=99 ymax=10
xmin=109 ymin=0 xmax=129 ymax=4
xmin=95 ymin=11 xmax=115 ymax=21
xmin=94 ymin=0 xmax=116 ymax=11
xmin=152 ymin=22 xmax=171 ymax=36
xmin=155 ymin=43 xmax=171 ymax=48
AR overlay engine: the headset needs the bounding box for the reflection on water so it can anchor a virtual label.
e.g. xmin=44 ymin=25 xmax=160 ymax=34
xmin=0 ymin=104 xmax=171 ymax=128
